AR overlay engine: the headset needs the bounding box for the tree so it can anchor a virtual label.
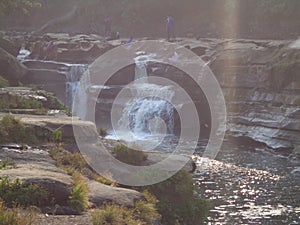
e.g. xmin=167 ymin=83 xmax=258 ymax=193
xmin=0 ymin=0 xmax=41 ymax=16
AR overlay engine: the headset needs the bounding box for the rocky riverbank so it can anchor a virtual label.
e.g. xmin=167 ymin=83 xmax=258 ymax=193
xmin=2 ymin=32 xmax=300 ymax=159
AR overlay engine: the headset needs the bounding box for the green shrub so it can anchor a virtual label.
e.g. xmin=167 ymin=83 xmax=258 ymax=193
xmin=98 ymin=128 xmax=108 ymax=138
xmin=50 ymin=147 xmax=86 ymax=172
xmin=68 ymin=172 xmax=89 ymax=212
xmin=0 ymin=115 xmax=38 ymax=144
xmin=146 ymin=170 xmax=211 ymax=225
xmin=112 ymin=144 xmax=148 ymax=166
xmin=0 ymin=115 xmax=53 ymax=144
xmin=49 ymin=147 xmax=114 ymax=185
xmin=0 ymin=76 xmax=9 ymax=88
xmin=0 ymin=158 xmax=15 ymax=169
xmin=0 ymin=176 xmax=48 ymax=208
xmin=51 ymin=130 xmax=62 ymax=143
xmin=0 ymin=200 xmax=36 ymax=225
xmin=92 ymin=191 xmax=160 ymax=225
xmin=92 ymin=204 xmax=141 ymax=225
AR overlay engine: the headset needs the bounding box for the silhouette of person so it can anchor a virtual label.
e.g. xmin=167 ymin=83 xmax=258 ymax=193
xmin=166 ymin=15 xmax=175 ymax=41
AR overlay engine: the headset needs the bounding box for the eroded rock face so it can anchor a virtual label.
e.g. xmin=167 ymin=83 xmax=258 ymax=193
xmin=85 ymin=38 xmax=300 ymax=156
xmin=26 ymin=33 xmax=113 ymax=64
xmin=207 ymin=39 xmax=300 ymax=152
xmin=6 ymin=33 xmax=300 ymax=157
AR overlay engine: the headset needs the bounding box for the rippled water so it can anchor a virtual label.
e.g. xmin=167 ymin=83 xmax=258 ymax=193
xmin=107 ymin=131 xmax=300 ymax=224
xmin=194 ymin=138 xmax=300 ymax=225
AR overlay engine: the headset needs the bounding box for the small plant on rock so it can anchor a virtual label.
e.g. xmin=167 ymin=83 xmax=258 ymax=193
xmin=0 ymin=200 xmax=36 ymax=225
xmin=0 ymin=176 xmax=48 ymax=208
xmin=98 ymin=128 xmax=108 ymax=138
xmin=0 ymin=158 xmax=15 ymax=169
xmin=112 ymin=144 xmax=148 ymax=166
xmin=68 ymin=172 xmax=89 ymax=212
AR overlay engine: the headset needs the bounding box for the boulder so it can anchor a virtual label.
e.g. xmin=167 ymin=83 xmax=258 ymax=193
xmin=87 ymin=180 xmax=144 ymax=207
xmin=17 ymin=115 xmax=99 ymax=147
xmin=0 ymin=148 xmax=73 ymax=205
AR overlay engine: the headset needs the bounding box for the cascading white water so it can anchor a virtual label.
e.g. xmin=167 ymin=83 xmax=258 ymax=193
xmin=72 ymin=68 xmax=91 ymax=120
xmin=65 ymin=64 xmax=88 ymax=109
xmin=117 ymin=53 xmax=175 ymax=139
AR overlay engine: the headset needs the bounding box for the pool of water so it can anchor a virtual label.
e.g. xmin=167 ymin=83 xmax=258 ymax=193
xmin=194 ymin=138 xmax=300 ymax=225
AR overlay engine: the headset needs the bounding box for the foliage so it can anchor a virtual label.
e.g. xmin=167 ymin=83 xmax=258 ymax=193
xmin=134 ymin=199 xmax=161 ymax=224
xmin=51 ymin=130 xmax=62 ymax=143
xmin=0 ymin=176 xmax=48 ymax=208
xmin=0 ymin=115 xmax=38 ymax=144
xmin=0 ymin=115 xmax=53 ymax=144
xmin=98 ymin=128 xmax=108 ymax=138
xmin=112 ymin=144 xmax=148 ymax=166
xmin=0 ymin=158 xmax=15 ymax=169
xmin=0 ymin=200 xmax=36 ymax=225
xmin=0 ymin=90 xmax=65 ymax=115
xmin=0 ymin=94 xmax=42 ymax=111
xmin=0 ymin=0 xmax=41 ymax=16
xmin=146 ymin=170 xmax=211 ymax=225
xmin=0 ymin=76 xmax=8 ymax=88
xmin=92 ymin=190 xmax=160 ymax=225
xmin=49 ymin=146 xmax=114 ymax=185
xmin=50 ymin=147 xmax=86 ymax=172
xmin=91 ymin=204 xmax=139 ymax=225
xmin=68 ymin=172 xmax=89 ymax=212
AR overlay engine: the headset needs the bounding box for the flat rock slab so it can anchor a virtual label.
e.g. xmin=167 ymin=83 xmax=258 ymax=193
xmin=0 ymin=148 xmax=73 ymax=204
xmin=88 ymin=180 xmax=144 ymax=207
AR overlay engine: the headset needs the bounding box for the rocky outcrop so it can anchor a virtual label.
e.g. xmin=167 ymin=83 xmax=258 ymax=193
xmin=0 ymin=148 xmax=73 ymax=205
xmin=6 ymin=32 xmax=300 ymax=157
xmin=0 ymin=87 xmax=65 ymax=114
xmin=178 ymin=38 xmax=300 ymax=154
xmin=0 ymin=36 xmax=20 ymax=56
xmin=16 ymin=114 xmax=99 ymax=148
xmin=88 ymin=180 xmax=144 ymax=207
xmin=25 ymin=33 xmax=113 ymax=63
xmin=0 ymin=47 xmax=27 ymax=84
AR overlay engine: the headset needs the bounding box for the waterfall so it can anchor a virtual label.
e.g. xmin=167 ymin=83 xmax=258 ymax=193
xmin=117 ymin=53 xmax=175 ymax=140
xmin=72 ymin=68 xmax=91 ymax=120
xmin=65 ymin=64 xmax=88 ymax=108
xmin=134 ymin=54 xmax=148 ymax=81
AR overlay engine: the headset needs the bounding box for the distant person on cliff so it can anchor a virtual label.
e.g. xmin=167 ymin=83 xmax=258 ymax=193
xmin=166 ymin=15 xmax=175 ymax=41
xmin=104 ymin=16 xmax=111 ymax=37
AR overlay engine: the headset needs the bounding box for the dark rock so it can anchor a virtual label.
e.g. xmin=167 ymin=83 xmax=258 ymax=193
xmin=0 ymin=47 xmax=27 ymax=83
xmin=0 ymin=36 xmax=20 ymax=56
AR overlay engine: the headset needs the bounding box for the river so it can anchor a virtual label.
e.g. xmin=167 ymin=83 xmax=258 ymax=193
xmin=195 ymin=138 xmax=300 ymax=225
xmin=18 ymin=46 xmax=300 ymax=225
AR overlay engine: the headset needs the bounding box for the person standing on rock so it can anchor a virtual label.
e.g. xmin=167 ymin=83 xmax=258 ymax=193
xmin=166 ymin=15 xmax=175 ymax=41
